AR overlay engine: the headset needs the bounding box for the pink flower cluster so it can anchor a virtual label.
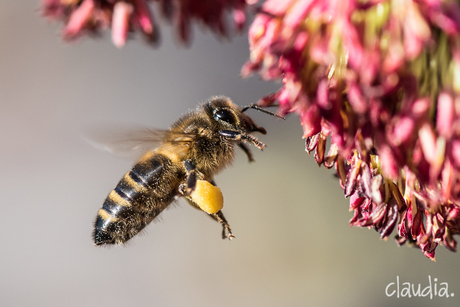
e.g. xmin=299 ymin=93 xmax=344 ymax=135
xmin=242 ymin=0 xmax=460 ymax=260
xmin=42 ymin=0 xmax=248 ymax=47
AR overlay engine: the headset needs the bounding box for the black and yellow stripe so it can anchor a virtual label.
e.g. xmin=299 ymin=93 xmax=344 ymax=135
xmin=93 ymin=152 xmax=181 ymax=245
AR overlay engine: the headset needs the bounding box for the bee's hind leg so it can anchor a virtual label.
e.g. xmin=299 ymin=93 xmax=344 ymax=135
xmin=183 ymin=198 xmax=234 ymax=239
xmin=208 ymin=211 xmax=234 ymax=240
xmin=207 ymin=180 xmax=234 ymax=240
xmin=182 ymin=177 xmax=234 ymax=240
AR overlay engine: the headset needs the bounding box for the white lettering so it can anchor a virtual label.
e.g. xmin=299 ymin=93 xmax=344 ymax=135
xmin=434 ymin=278 xmax=438 ymax=296
xmin=401 ymin=282 xmax=411 ymax=298
xmin=412 ymin=283 xmax=421 ymax=296
xmin=438 ymin=283 xmax=450 ymax=298
xmin=385 ymin=276 xmax=452 ymax=299
xmin=385 ymin=282 xmax=396 ymax=297
xmin=421 ymin=275 xmax=432 ymax=299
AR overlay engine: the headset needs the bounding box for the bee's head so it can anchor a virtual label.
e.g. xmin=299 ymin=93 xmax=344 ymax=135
xmin=205 ymin=96 xmax=268 ymax=134
xmin=204 ymin=96 xmax=283 ymax=150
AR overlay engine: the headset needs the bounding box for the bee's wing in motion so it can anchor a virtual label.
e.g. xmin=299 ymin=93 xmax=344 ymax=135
xmin=83 ymin=124 xmax=197 ymax=160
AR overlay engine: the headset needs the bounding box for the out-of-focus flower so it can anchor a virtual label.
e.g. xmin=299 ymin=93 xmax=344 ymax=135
xmin=243 ymin=0 xmax=460 ymax=260
xmin=41 ymin=0 xmax=249 ymax=47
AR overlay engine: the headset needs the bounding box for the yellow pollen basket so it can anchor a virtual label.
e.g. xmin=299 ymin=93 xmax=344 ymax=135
xmin=190 ymin=180 xmax=224 ymax=214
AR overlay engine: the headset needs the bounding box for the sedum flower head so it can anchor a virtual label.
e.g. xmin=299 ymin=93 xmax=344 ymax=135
xmin=243 ymin=0 xmax=460 ymax=260
xmin=41 ymin=0 xmax=249 ymax=47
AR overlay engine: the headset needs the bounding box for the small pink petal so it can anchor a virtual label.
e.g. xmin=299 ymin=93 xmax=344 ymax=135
xmin=449 ymin=139 xmax=460 ymax=168
xmin=418 ymin=123 xmax=437 ymax=164
xmin=421 ymin=240 xmax=437 ymax=261
xmin=257 ymin=92 xmax=280 ymax=107
xmin=240 ymin=61 xmax=260 ymax=78
xmin=262 ymin=0 xmax=298 ymax=15
xmin=430 ymin=6 xmax=460 ymax=35
xmin=407 ymin=2 xmax=431 ymax=41
xmin=112 ymin=2 xmax=133 ymax=48
xmin=403 ymin=26 xmax=423 ymax=59
xmin=63 ymin=0 xmax=95 ymax=37
xmin=441 ymin=159 xmax=453 ymax=201
xmin=411 ymin=98 xmax=430 ymax=118
xmin=447 ymin=206 xmax=460 ymax=221
xmin=309 ymin=36 xmax=330 ymax=64
xmin=349 ymin=193 xmax=365 ymax=211
xmin=133 ymin=0 xmax=154 ymax=34
xmin=397 ymin=210 xmax=408 ymax=237
xmin=383 ymin=41 xmax=404 ymax=73
xmin=436 ymin=92 xmax=454 ymax=138
xmin=248 ymin=14 xmax=270 ymax=43
xmin=402 ymin=3 xmax=431 ymax=59
xmin=379 ymin=145 xmax=399 ymax=179
xmin=347 ymin=83 xmax=367 ymax=114
xmin=341 ymin=19 xmax=364 ymax=69
xmin=300 ymin=104 xmax=321 ymax=138
xmin=390 ymin=116 xmax=415 ymax=146
xmin=284 ymin=0 xmax=316 ymax=29
xmin=293 ymin=31 xmax=308 ymax=52
xmin=411 ymin=210 xmax=423 ymax=238
xmin=233 ymin=9 xmax=246 ymax=31
xmin=376 ymin=131 xmax=399 ymax=179
xmin=316 ymin=79 xmax=330 ymax=110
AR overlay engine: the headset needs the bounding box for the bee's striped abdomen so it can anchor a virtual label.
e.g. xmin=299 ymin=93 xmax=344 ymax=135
xmin=93 ymin=152 xmax=181 ymax=245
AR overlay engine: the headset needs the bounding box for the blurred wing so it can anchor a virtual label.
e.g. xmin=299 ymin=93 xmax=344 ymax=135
xmin=83 ymin=124 xmax=196 ymax=160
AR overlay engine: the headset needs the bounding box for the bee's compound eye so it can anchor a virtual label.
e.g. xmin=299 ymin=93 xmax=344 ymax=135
xmin=213 ymin=108 xmax=234 ymax=124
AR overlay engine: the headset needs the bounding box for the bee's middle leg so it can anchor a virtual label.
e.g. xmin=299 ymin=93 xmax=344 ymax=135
xmin=238 ymin=143 xmax=254 ymax=163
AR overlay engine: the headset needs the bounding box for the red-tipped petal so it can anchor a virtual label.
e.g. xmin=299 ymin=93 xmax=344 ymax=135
xmin=112 ymin=2 xmax=133 ymax=48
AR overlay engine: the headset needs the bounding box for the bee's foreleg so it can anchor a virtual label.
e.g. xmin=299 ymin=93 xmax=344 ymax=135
xmin=238 ymin=143 xmax=255 ymax=163
xmin=178 ymin=159 xmax=197 ymax=196
xmin=219 ymin=130 xmax=266 ymax=150
xmin=209 ymin=211 xmax=234 ymax=240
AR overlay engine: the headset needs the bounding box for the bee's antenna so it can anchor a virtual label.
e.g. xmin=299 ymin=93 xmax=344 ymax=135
xmin=241 ymin=104 xmax=285 ymax=120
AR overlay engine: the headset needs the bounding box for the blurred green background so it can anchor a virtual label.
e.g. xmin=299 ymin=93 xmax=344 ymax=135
xmin=1 ymin=2 xmax=459 ymax=306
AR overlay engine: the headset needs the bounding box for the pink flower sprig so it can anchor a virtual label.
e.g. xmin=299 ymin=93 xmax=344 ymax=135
xmin=242 ymin=0 xmax=460 ymax=260
xmin=42 ymin=0 xmax=249 ymax=47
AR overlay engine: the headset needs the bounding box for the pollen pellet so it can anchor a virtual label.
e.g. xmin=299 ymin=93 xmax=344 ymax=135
xmin=190 ymin=180 xmax=224 ymax=214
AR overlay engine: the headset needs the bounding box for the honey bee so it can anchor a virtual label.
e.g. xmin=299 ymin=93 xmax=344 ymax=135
xmin=93 ymin=96 xmax=282 ymax=245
